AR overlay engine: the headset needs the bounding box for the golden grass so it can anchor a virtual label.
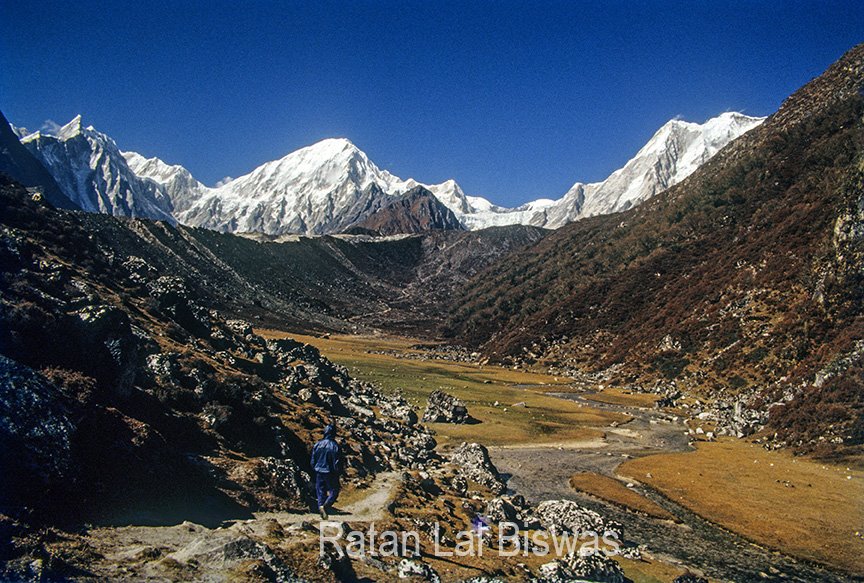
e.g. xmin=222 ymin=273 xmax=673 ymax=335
xmin=618 ymin=439 xmax=864 ymax=576
xmin=614 ymin=556 xmax=705 ymax=583
xmin=568 ymin=473 xmax=677 ymax=521
xmin=258 ymin=330 xmax=629 ymax=446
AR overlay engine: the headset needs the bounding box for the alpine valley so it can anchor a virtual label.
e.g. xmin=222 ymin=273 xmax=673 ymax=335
xmin=1 ymin=44 xmax=863 ymax=583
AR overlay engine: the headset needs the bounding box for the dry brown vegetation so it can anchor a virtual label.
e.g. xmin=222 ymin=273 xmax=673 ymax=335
xmin=618 ymin=440 xmax=864 ymax=576
xmin=568 ymin=473 xmax=676 ymax=521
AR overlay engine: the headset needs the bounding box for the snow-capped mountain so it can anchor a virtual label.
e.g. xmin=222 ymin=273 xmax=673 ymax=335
xmin=179 ymin=138 xmax=462 ymax=235
xmin=126 ymin=137 xmax=475 ymax=235
xmin=540 ymin=112 xmax=766 ymax=228
xmin=19 ymin=116 xmax=174 ymax=222
xmin=457 ymin=112 xmax=765 ymax=229
xmin=0 ymin=109 xmax=78 ymax=210
xmin=16 ymin=112 xmax=763 ymax=234
xmin=122 ymin=151 xmax=211 ymax=214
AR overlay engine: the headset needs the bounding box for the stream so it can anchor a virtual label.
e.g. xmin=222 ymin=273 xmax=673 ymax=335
xmin=488 ymin=389 xmax=856 ymax=583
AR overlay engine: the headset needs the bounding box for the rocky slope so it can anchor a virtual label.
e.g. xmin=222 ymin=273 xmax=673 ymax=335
xmin=343 ymin=186 xmax=466 ymax=235
xmin=446 ymin=44 xmax=864 ymax=457
xmin=0 ymin=176 xmax=441 ymax=519
xmin=0 ymin=170 xmax=545 ymax=338
xmin=0 ymin=175 xmax=644 ymax=583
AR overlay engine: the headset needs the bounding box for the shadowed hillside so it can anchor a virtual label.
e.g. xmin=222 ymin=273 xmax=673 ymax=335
xmin=0 ymin=179 xmax=545 ymax=337
xmin=446 ymin=44 xmax=864 ymax=457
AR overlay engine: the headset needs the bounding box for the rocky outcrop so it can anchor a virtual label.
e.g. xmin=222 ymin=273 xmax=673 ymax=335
xmin=0 ymin=355 xmax=76 ymax=507
xmin=74 ymin=304 xmax=144 ymax=397
xmin=227 ymin=457 xmax=313 ymax=512
xmin=169 ymin=528 xmax=295 ymax=576
xmin=146 ymin=276 xmax=211 ymax=337
xmin=344 ymin=186 xmax=466 ymax=236
xmin=422 ymin=390 xmax=470 ymax=423
xmin=450 ymin=442 xmax=506 ymax=494
xmin=484 ymin=497 xmax=518 ymax=524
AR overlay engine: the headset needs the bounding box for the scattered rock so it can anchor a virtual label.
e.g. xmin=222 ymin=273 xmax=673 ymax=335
xmin=397 ymin=558 xmax=441 ymax=581
xmin=381 ymin=393 xmax=418 ymax=425
xmin=0 ymin=355 xmax=77 ymax=506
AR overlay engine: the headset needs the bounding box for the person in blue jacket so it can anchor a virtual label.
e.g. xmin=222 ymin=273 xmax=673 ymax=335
xmin=310 ymin=423 xmax=342 ymax=519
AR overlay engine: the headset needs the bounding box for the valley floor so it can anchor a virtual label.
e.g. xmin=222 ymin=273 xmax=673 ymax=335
xmin=26 ymin=330 xmax=861 ymax=582
xmin=278 ymin=331 xmax=864 ymax=582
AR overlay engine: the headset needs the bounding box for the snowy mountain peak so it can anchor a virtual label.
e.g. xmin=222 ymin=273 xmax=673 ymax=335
xmin=109 ymin=112 xmax=763 ymax=234
xmin=302 ymin=137 xmax=359 ymax=155
xmin=122 ymin=150 xmax=211 ymax=214
xmin=20 ymin=115 xmax=174 ymax=221
xmin=57 ymin=114 xmax=85 ymax=140
xmin=20 ymin=114 xmax=96 ymax=144
xmin=546 ymin=112 xmax=766 ymax=224
xmin=15 ymin=110 xmax=763 ymax=235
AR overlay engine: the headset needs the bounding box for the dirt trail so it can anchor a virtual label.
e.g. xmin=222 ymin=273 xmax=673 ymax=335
xmin=80 ymin=472 xmax=401 ymax=579
xmin=256 ymin=471 xmax=400 ymax=524
xmin=488 ymin=389 xmax=855 ymax=583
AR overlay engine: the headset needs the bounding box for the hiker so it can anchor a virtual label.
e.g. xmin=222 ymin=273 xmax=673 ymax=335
xmin=310 ymin=423 xmax=342 ymax=519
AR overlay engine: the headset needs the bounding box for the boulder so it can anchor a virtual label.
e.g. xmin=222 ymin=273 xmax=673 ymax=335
xmin=534 ymin=500 xmax=622 ymax=539
xmin=228 ymin=457 xmax=312 ymax=511
xmin=450 ymin=442 xmax=506 ymax=494
xmin=146 ymin=276 xmax=210 ymax=337
xmin=563 ymin=552 xmax=628 ymax=583
xmin=485 ymin=497 xmax=517 ymax=524
xmin=381 ymin=394 xmax=418 ymax=425
xmin=538 ymin=552 xmax=627 ymax=583
xmin=673 ymin=574 xmax=709 ymax=583
xmin=422 ymin=390 xmax=470 ymax=423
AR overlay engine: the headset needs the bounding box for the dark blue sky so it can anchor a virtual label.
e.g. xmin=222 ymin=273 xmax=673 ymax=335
xmin=2 ymin=1 xmax=862 ymax=206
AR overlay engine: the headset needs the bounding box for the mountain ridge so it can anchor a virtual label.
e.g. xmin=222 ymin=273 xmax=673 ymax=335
xmin=20 ymin=116 xmax=174 ymax=222
xmin=16 ymin=112 xmax=762 ymax=235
